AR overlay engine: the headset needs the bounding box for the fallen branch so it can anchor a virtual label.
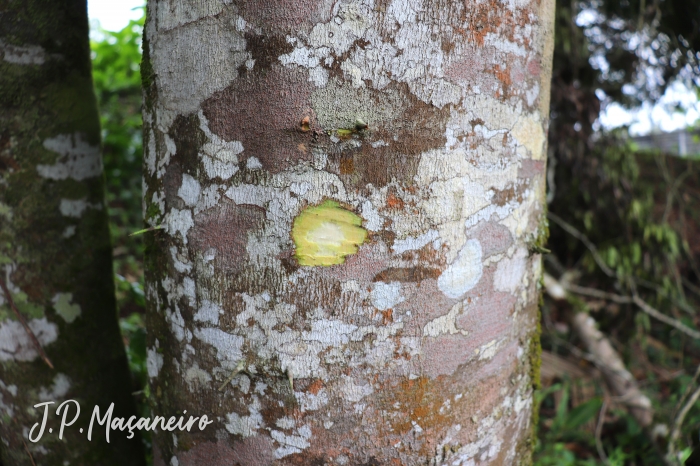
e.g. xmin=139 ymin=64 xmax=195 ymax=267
xmin=543 ymin=274 xmax=654 ymax=427
xmin=0 ymin=278 xmax=54 ymax=370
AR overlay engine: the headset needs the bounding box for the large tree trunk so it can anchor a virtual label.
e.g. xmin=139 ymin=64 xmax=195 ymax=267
xmin=143 ymin=0 xmax=554 ymax=463
xmin=0 ymin=1 xmax=146 ymax=464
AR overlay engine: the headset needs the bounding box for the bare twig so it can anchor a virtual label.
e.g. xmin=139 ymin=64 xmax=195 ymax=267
xmin=13 ymin=418 xmax=37 ymax=466
xmin=674 ymin=364 xmax=700 ymax=419
xmin=565 ymin=283 xmax=633 ymax=304
xmin=547 ymin=212 xmax=616 ymax=277
xmin=0 ymin=278 xmax=54 ymax=370
xmin=632 ymin=295 xmax=700 ymax=340
xmin=22 ymin=436 xmax=37 ymax=466
xmin=595 ymin=395 xmax=610 ymax=465
xmin=667 ymin=364 xmax=700 ymax=464
xmin=557 ymin=279 xmax=700 ymax=340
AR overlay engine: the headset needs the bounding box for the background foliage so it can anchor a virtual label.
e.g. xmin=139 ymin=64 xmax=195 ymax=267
xmin=90 ymin=10 xmax=150 ymax=459
xmin=89 ymin=3 xmax=700 ymax=464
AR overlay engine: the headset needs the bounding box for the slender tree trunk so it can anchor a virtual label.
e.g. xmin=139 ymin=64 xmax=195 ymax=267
xmin=143 ymin=0 xmax=554 ymax=463
xmin=0 ymin=1 xmax=146 ymax=464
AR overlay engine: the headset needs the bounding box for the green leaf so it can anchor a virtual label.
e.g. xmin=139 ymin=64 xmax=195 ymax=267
xmin=563 ymin=397 xmax=602 ymax=430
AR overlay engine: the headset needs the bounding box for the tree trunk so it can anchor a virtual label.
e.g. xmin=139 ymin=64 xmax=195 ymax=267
xmin=0 ymin=1 xmax=146 ymax=464
xmin=143 ymin=0 xmax=554 ymax=464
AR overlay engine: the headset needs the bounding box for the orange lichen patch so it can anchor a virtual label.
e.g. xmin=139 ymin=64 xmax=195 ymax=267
xmin=386 ymin=193 xmax=404 ymax=210
xmin=298 ymin=143 xmax=307 ymax=153
xmin=381 ymin=376 xmax=458 ymax=456
xmin=307 ymin=379 xmax=324 ymax=395
xmin=300 ymin=116 xmax=311 ymax=132
xmin=491 ymin=184 xmax=525 ymax=206
xmin=339 ymin=157 xmax=354 ymax=174
xmin=382 ymin=308 xmax=393 ymax=325
xmin=492 ymin=64 xmax=512 ymax=87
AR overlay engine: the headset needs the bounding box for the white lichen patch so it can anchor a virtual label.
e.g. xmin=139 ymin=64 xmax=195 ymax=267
xmin=59 ymin=198 xmax=102 ymax=218
xmin=177 ymin=174 xmax=201 ymax=207
xmin=477 ymin=339 xmax=501 ymax=360
xmin=52 ymin=293 xmax=81 ymax=323
xmin=511 ymin=112 xmax=547 ymax=160
xmin=1 ymin=40 xmax=47 ymax=65
xmin=170 ymin=246 xmax=193 ymax=273
xmin=165 ymin=208 xmax=194 ymax=244
xmin=392 ymin=229 xmax=440 ymax=254
xmin=225 ymin=397 xmax=263 ymax=437
xmin=271 ymin=424 xmax=312 ymax=459
xmin=494 ymin=248 xmax=528 ymax=294
xmin=38 ymin=373 xmax=71 ymax=401
xmin=193 ymin=299 xmax=223 ymax=325
xmin=184 ymin=362 xmax=212 ymax=391
xmin=147 ymin=347 xmax=164 ymax=378
xmin=438 ymin=239 xmax=483 ymax=299
xmin=0 ymin=318 xmax=58 ymax=362
xmin=153 ymin=0 xmax=233 ymax=31
xmin=193 ymin=327 xmax=244 ymax=370
xmin=370 ymin=282 xmax=404 ymax=311
xmin=150 ymin=11 xmax=250 ymax=115
xmin=37 ymin=133 xmax=102 ymax=181
xmin=423 ymin=302 xmax=468 ymax=338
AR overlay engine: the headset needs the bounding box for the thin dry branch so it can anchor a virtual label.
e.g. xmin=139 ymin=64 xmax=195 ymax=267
xmin=0 ymin=278 xmax=54 ymax=370
xmin=560 ymin=280 xmax=700 ymax=340
xmin=547 ymin=212 xmax=616 ymax=277
xmin=632 ymin=295 xmax=700 ymax=340
xmin=667 ymin=364 xmax=700 ymax=463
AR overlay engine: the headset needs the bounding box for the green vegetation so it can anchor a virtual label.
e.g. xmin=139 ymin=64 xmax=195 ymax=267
xmin=90 ymin=9 xmax=150 ymax=460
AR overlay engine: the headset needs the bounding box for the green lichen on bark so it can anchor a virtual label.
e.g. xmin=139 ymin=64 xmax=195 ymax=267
xmin=0 ymin=1 xmax=146 ymax=464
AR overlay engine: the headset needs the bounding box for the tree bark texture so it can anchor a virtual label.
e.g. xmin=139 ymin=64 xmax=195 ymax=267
xmin=0 ymin=1 xmax=146 ymax=464
xmin=143 ymin=0 xmax=554 ymax=464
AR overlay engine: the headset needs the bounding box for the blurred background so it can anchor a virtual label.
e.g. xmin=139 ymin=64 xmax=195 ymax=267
xmin=87 ymin=1 xmax=700 ymax=463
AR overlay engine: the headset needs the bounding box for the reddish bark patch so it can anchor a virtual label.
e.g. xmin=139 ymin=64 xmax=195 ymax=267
xmin=177 ymin=437 xmax=275 ymax=466
xmin=202 ymin=66 xmax=315 ymax=172
xmin=317 ymin=242 xmax=389 ymax=284
xmin=422 ymin=334 xmax=478 ymax=377
xmin=527 ymin=58 xmax=541 ymax=76
xmin=372 ymin=267 xmax=441 ymax=283
xmin=331 ymin=89 xmax=450 ymax=189
xmin=190 ymin=200 xmax=266 ymax=272
xmin=153 ymin=444 xmax=166 ymax=466
xmin=238 ymin=0 xmax=331 ymax=34
xmin=469 ymin=221 xmax=514 ymax=258
xmin=518 ymin=158 xmax=544 ymax=179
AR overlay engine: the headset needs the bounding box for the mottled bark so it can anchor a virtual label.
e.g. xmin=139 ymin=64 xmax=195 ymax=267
xmin=143 ymin=0 xmax=554 ymax=464
xmin=0 ymin=1 xmax=146 ymax=464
